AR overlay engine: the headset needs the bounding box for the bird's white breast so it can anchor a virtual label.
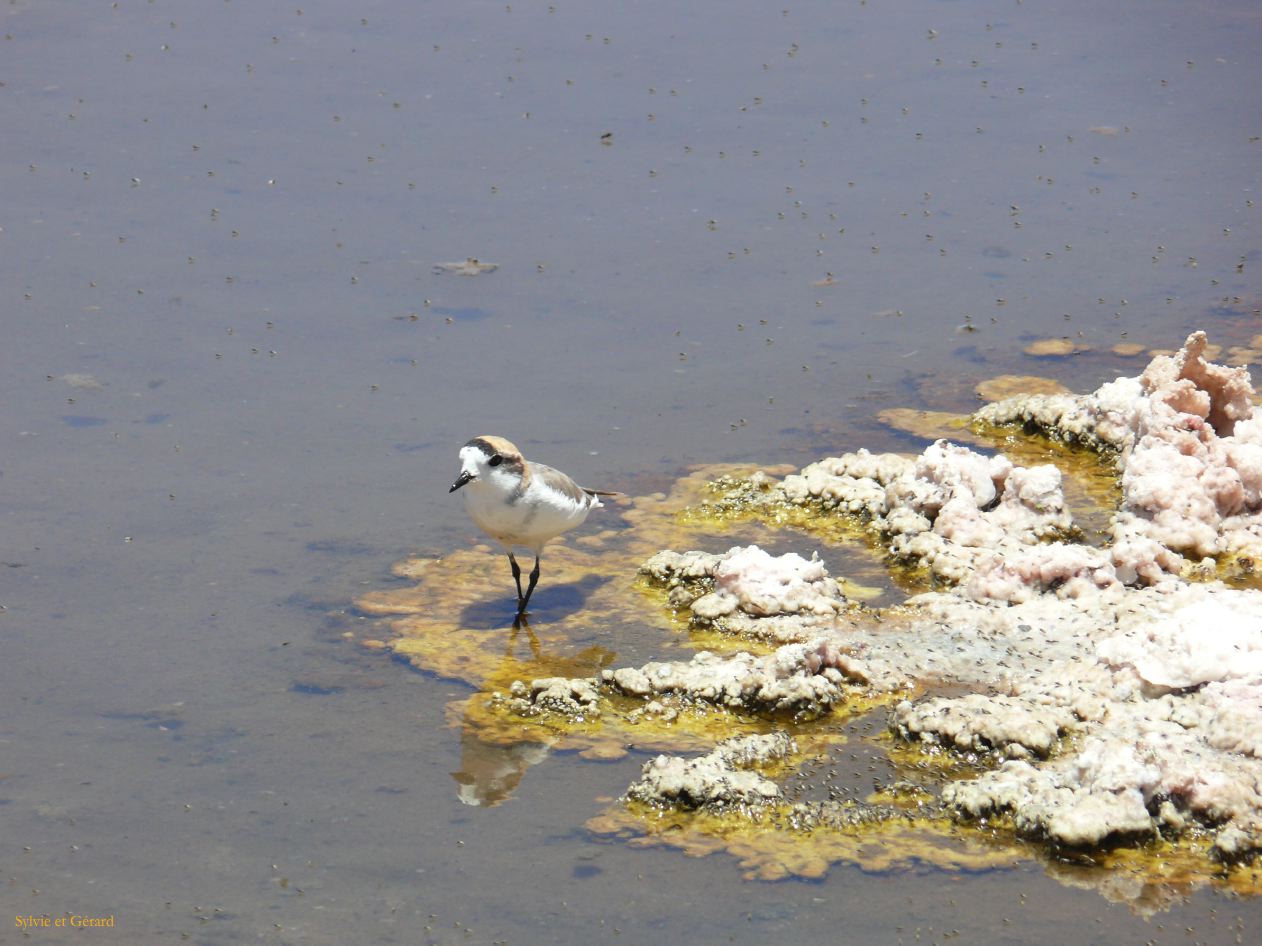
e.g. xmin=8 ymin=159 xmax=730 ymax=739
xmin=461 ymin=468 xmax=595 ymax=552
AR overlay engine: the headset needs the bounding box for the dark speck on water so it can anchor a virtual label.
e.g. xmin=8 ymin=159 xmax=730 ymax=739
xmin=429 ymin=306 xmax=492 ymax=322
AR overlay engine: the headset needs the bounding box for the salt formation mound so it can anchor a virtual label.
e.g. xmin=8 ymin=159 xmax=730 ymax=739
xmin=781 ymin=440 xmax=1074 ymax=594
xmin=631 ymin=333 xmax=1262 ymax=864
xmin=627 ymin=733 xmax=795 ymax=810
xmin=978 ymin=330 xmax=1262 ymax=579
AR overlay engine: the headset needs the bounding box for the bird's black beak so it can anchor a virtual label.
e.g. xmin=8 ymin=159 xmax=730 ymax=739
xmin=450 ymin=470 xmax=473 ymax=493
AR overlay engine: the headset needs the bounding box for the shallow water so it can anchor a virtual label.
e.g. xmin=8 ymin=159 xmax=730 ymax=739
xmin=2 ymin=0 xmax=1259 ymax=943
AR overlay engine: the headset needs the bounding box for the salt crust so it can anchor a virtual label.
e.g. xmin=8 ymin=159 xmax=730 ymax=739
xmin=978 ymin=330 xmax=1262 ymax=574
xmin=605 ymin=641 xmax=853 ymax=715
xmin=616 ymin=570 xmax=1262 ymax=851
xmin=641 ymin=544 xmax=848 ymax=626
xmin=781 ymin=440 xmax=1074 ymax=595
xmin=627 ymin=732 xmax=795 ymax=809
xmin=497 ymin=677 xmax=602 ymax=720
xmin=892 ymin=694 xmax=1073 ymax=760
xmin=508 ymin=335 xmax=1261 ymax=860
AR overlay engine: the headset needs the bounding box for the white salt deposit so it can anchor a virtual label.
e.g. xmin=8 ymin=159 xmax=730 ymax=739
xmin=1096 ymin=590 xmax=1262 ymax=692
xmin=622 ymin=333 xmax=1262 ymax=865
xmin=981 ymin=331 xmax=1262 ymax=576
xmin=711 ymin=545 xmax=844 ymax=617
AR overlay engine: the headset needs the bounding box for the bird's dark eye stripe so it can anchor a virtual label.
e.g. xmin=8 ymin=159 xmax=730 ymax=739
xmin=488 ymin=454 xmax=503 ymax=467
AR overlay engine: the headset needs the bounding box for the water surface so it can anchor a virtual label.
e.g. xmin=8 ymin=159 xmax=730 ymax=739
xmin=2 ymin=1 xmax=1259 ymax=942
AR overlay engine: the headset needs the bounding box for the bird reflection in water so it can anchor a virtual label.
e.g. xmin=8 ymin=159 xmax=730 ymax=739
xmin=448 ymin=617 xmax=616 ymax=807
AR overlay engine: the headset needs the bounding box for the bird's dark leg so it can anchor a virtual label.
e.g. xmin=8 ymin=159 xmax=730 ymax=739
xmin=517 ymin=556 xmax=541 ymax=615
xmin=508 ymin=553 xmax=526 ymax=611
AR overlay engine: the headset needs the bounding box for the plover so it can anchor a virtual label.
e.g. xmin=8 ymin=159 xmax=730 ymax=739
xmin=449 ymin=436 xmax=615 ymax=617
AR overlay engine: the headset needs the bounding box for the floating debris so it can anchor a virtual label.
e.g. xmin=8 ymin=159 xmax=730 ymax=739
xmin=51 ymin=373 xmax=104 ymax=389
xmin=432 ymin=257 xmax=499 ymax=276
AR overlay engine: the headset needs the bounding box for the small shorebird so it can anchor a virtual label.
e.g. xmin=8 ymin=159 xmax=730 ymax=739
xmin=449 ymin=436 xmax=615 ymax=617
